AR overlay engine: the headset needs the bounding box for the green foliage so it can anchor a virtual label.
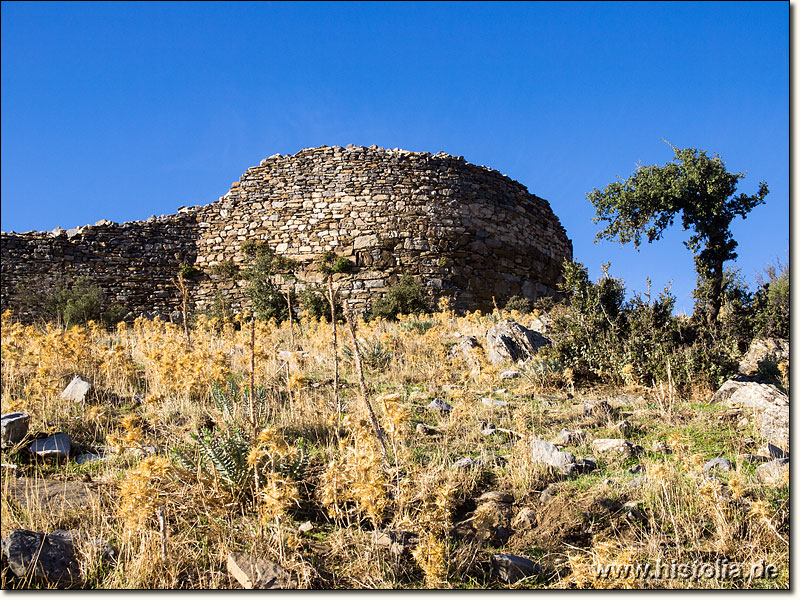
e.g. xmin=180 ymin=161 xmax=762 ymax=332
xmin=208 ymin=260 xmax=240 ymax=281
xmin=343 ymin=339 xmax=393 ymax=370
xmin=367 ymin=275 xmax=429 ymax=321
xmin=318 ymin=251 xmax=354 ymax=275
xmin=179 ymin=264 xmax=202 ymax=278
xmin=398 ymin=317 xmax=436 ymax=335
xmin=588 ymin=144 xmax=768 ymax=324
xmin=504 ymin=295 xmax=535 ymax=314
xmin=752 ymin=259 xmax=789 ymax=339
xmin=241 ymin=242 xmax=298 ymax=322
xmin=15 ymin=275 xmax=126 ymax=328
xmin=299 ymin=284 xmax=342 ymax=322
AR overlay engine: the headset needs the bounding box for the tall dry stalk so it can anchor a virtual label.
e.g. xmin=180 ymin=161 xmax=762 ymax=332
xmin=328 ymin=278 xmax=341 ymax=418
xmin=249 ymin=317 xmax=256 ymax=435
xmin=172 ymin=271 xmax=192 ymax=346
xmin=344 ymin=305 xmax=390 ymax=465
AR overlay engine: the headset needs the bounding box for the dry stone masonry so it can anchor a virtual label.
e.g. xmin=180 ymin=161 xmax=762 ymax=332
xmin=2 ymin=145 xmax=572 ymax=319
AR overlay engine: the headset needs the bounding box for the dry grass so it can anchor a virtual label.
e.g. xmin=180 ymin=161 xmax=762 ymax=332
xmin=0 ymin=308 xmax=788 ymax=589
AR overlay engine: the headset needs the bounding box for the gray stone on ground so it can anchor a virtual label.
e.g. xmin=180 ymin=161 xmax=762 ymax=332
xmin=755 ymin=458 xmax=789 ymax=486
xmin=727 ymin=381 xmax=788 ymax=410
xmin=759 ymin=405 xmax=789 ymax=452
xmin=4 ymin=477 xmax=97 ymax=516
xmin=740 ymin=453 xmax=770 ymax=465
xmin=529 ymin=437 xmax=576 ymax=474
xmin=486 ymin=320 xmax=550 ymax=365
xmin=427 ymin=398 xmax=452 ymax=414
xmin=702 ymin=457 xmax=733 ymax=473
xmin=491 ymin=553 xmax=543 ymax=584
xmin=652 ymin=440 xmax=670 ymax=453
xmin=453 ymin=457 xmax=483 ymax=471
xmin=583 ymin=399 xmax=615 ymax=419
xmin=738 ymin=338 xmax=789 ymax=376
xmin=591 ymin=438 xmax=635 ymax=458
xmin=556 ymin=429 xmax=585 ymax=446
xmin=512 ymin=507 xmax=537 ymax=530
xmin=615 ymin=420 xmax=632 ymax=435
xmin=373 ymin=530 xmax=418 ymax=556
xmin=575 ymin=457 xmax=597 ymax=473
xmin=28 ymin=433 xmax=71 ymax=460
xmin=227 ymin=552 xmax=293 ymax=589
xmin=0 ymin=529 xmax=106 ymax=587
xmin=758 ymin=443 xmax=788 ymax=460
xmin=482 ymin=397 xmax=508 ymax=408
xmin=60 ymin=376 xmax=92 ymax=403
xmin=540 ymin=483 xmax=560 ymax=503
xmin=500 ymin=369 xmax=521 ymax=380
xmin=529 ymin=313 xmax=553 ymax=335
xmin=478 ymin=490 xmax=513 ymax=504
xmin=1 ymin=412 xmax=30 ymax=448
xmin=415 ymin=423 xmax=437 ymax=436
xmin=449 ymin=336 xmax=482 ymax=369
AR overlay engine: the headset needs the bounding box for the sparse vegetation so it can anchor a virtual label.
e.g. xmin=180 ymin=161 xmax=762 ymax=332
xmin=367 ymin=274 xmax=429 ymax=321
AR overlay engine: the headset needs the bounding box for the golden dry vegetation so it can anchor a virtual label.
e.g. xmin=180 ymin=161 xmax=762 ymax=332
xmin=0 ymin=307 xmax=788 ymax=589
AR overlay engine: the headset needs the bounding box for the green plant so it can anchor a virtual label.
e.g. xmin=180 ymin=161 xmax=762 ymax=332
xmin=367 ymin=274 xmax=429 ymax=321
xmin=241 ymin=242 xmax=298 ymax=322
xmin=504 ymin=295 xmax=534 ymax=314
xmin=319 ymin=251 xmax=354 ymax=275
xmin=208 ymin=260 xmax=240 ymax=281
xmin=399 ymin=317 xmax=436 ymax=335
xmin=589 ymin=143 xmax=768 ymax=325
xmin=752 ymin=258 xmax=789 ymax=339
xmin=343 ymin=339 xmax=393 ymax=370
xmin=179 ymin=264 xmax=202 ymax=278
xmin=300 ymin=284 xmax=343 ymax=321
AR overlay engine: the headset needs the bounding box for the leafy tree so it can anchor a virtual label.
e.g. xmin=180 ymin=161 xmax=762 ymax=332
xmin=588 ymin=144 xmax=768 ymax=325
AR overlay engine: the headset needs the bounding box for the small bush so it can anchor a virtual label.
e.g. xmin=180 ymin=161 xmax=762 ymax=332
xmin=299 ymin=284 xmax=342 ymax=322
xmin=367 ymin=275 xmax=429 ymax=321
xmin=504 ymin=295 xmax=534 ymax=314
xmin=179 ymin=264 xmax=202 ymax=279
xmin=209 ymin=260 xmax=240 ymax=281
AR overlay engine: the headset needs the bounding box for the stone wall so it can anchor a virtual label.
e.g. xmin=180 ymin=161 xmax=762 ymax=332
xmin=1 ymin=145 xmax=572 ymax=320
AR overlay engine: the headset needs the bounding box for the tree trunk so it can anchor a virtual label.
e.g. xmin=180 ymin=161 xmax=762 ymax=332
xmin=706 ymin=259 xmax=725 ymax=326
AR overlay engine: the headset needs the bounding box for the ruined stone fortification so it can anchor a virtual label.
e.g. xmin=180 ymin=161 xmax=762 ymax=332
xmin=1 ymin=145 xmax=572 ymax=320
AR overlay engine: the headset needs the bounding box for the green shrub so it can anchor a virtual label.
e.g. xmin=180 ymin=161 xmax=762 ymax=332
xmin=15 ymin=275 xmax=126 ymax=328
xmin=398 ymin=317 xmax=436 ymax=335
xmin=752 ymin=259 xmax=789 ymax=339
xmin=318 ymin=251 xmax=354 ymax=275
xmin=367 ymin=275 xmax=429 ymax=321
xmin=209 ymin=260 xmax=240 ymax=281
xmin=179 ymin=264 xmax=202 ymax=279
xmin=299 ymin=284 xmax=342 ymax=322
xmin=241 ymin=242 xmax=298 ymax=322
xmin=504 ymin=295 xmax=534 ymax=314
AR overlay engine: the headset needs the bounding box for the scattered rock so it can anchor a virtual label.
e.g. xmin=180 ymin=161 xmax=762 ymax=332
xmin=529 ymin=437 xmax=576 ymax=474
xmin=759 ymin=405 xmax=789 ymax=453
xmin=591 ymin=438 xmax=635 ymax=458
xmin=738 ymin=338 xmax=789 ymax=376
xmin=623 ymin=502 xmax=646 ymax=524
xmin=1 ymin=412 xmax=30 ymax=448
xmin=298 ymin=521 xmax=313 ymax=534
xmin=757 ymin=443 xmax=788 ymax=460
xmin=500 ymin=370 xmax=520 ymax=380
xmin=4 ymin=477 xmax=97 ymax=515
xmin=60 ymin=376 xmax=92 ymax=403
xmin=627 ymin=475 xmax=646 ymax=489
xmin=408 ymin=390 xmax=430 ymax=401
xmin=373 ymin=530 xmax=418 ymax=556
xmin=75 ymin=452 xmax=109 ymax=465
xmin=652 ymin=440 xmax=670 ymax=453
xmin=28 ymin=433 xmax=72 ymax=460
xmin=629 ymin=464 xmax=644 ymax=475
xmin=556 ymin=429 xmax=585 ymax=446
xmin=491 ymin=553 xmax=543 ymax=584
xmin=755 ymin=458 xmax=789 ymax=486
xmin=482 ymin=397 xmax=508 ymax=408
xmin=486 ymin=320 xmax=549 ymax=365
xmin=427 ymin=398 xmax=452 ymax=414
xmin=539 ymin=483 xmax=560 ymax=503
xmin=0 ymin=529 xmax=113 ymax=587
xmin=702 ymin=457 xmax=733 ymax=473
xmin=615 ymin=420 xmax=632 ymax=435
xmin=722 ymin=380 xmax=787 ymax=409
xmin=740 ymin=453 xmax=770 ymax=465
xmin=529 ymin=313 xmax=553 ymax=335
xmin=575 ymin=457 xmax=597 ymax=474
xmin=227 ymin=552 xmax=293 ymax=589
xmin=415 ymin=423 xmax=437 ymax=436
xmin=583 ymin=399 xmax=615 ymax=420
xmin=478 ymin=490 xmax=514 ymax=504
xmin=449 ymin=336 xmax=482 ymax=369
xmin=511 ymin=507 xmax=537 ymax=530
xmin=481 ymin=424 xmax=497 ymax=436
xmin=453 ymin=457 xmax=483 ymax=471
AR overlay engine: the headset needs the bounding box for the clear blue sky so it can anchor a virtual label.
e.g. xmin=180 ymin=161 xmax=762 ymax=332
xmin=1 ymin=1 xmax=788 ymax=313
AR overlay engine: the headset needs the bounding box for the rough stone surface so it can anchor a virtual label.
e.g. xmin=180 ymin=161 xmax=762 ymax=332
xmin=478 ymin=490 xmax=514 ymax=504
xmin=755 ymin=458 xmax=789 ymax=486
xmin=710 ymin=376 xmax=756 ymax=404
xmin=482 ymin=397 xmax=508 ymax=408
xmin=453 ymin=457 xmax=484 ymax=471
xmin=540 ymin=483 xmax=561 ymax=503
xmin=738 ymin=338 xmax=789 ymax=376
xmin=511 ymin=507 xmax=537 ymax=530
xmin=1 ymin=529 xmax=86 ymax=587
xmin=4 ymin=477 xmax=97 ymax=516
xmin=529 ymin=437 xmax=576 ymax=474
xmin=2 ymin=146 xmax=572 ymax=319
xmin=727 ymin=382 xmax=788 ymax=410
xmin=373 ymin=530 xmax=418 ymax=556
xmin=60 ymin=376 xmax=92 ymax=403
xmin=591 ymin=438 xmax=635 ymax=458
xmin=28 ymin=433 xmax=71 ymax=460
xmin=227 ymin=552 xmax=292 ymax=589
xmin=449 ymin=336 xmax=482 ymax=370
xmin=427 ymin=398 xmax=452 ymax=414
xmin=529 ymin=313 xmax=552 ymax=335
xmin=491 ymin=553 xmax=542 ymax=584
xmin=759 ymin=405 xmax=789 ymax=452
xmin=702 ymin=457 xmax=733 ymax=473
xmin=556 ymin=429 xmax=585 ymax=446
xmin=1 ymin=412 xmax=30 ymax=448
xmin=500 ymin=370 xmax=521 ymax=380
xmin=486 ymin=320 xmax=550 ymax=365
